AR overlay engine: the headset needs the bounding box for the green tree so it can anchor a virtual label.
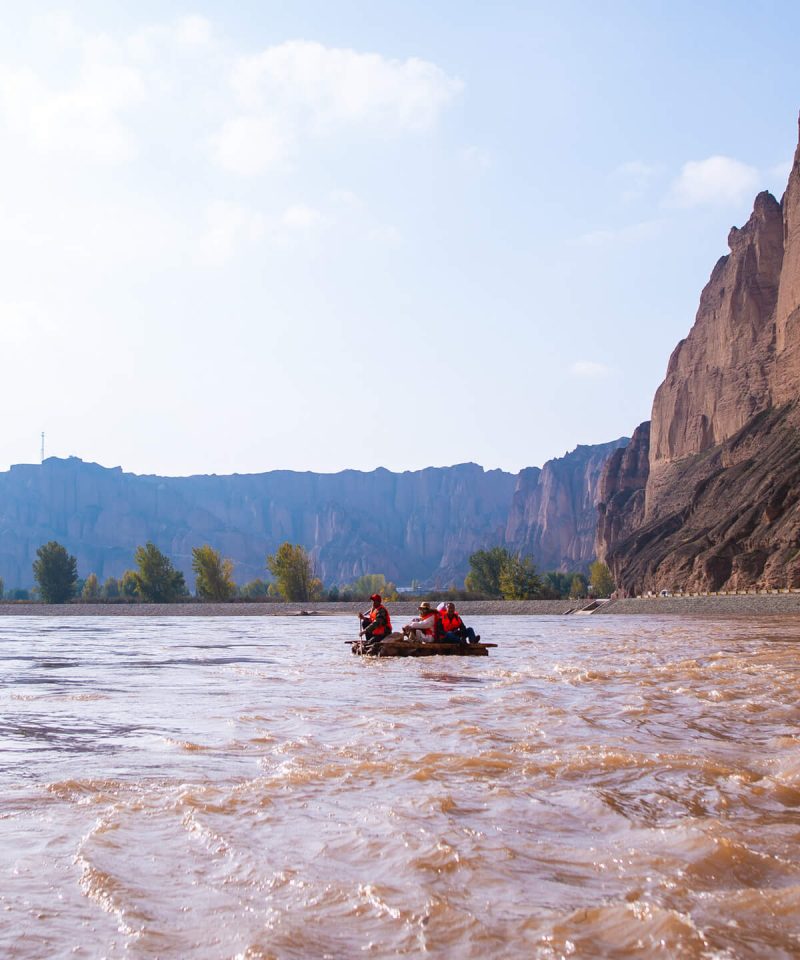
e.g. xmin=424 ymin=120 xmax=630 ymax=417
xmin=342 ymin=573 xmax=399 ymax=601
xmin=102 ymin=576 xmax=120 ymax=599
xmin=82 ymin=573 xmax=101 ymax=600
xmin=132 ymin=543 xmax=186 ymax=602
xmin=466 ymin=547 xmax=543 ymax=599
xmin=120 ymin=570 xmax=139 ymax=599
xmin=192 ymin=545 xmax=236 ymax=600
xmin=464 ymin=547 xmax=509 ymax=596
xmin=499 ymin=554 xmax=542 ymax=599
xmin=569 ymin=573 xmax=588 ymax=599
xmin=266 ymin=543 xmax=322 ymax=602
xmin=33 ymin=541 xmax=78 ymax=604
xmin=240 ymin=578 xmax=270 ymax=599
xmin=0 ymin=576 xmax=4 ymax=599
xmin=589 ymin=560 xmax=615 ymax=597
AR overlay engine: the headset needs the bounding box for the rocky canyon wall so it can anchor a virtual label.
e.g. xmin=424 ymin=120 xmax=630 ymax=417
xmin=506 ymin=439 xmax=628 ymax=571
xmin=0 ymin=439 xmax=625 ymax=591
xmin=597 ymin=114 xmax=800 ymax=595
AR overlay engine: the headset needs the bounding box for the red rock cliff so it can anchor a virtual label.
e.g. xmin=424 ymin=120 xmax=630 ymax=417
xmin=598 ymin=113 xmax=800 ymax=594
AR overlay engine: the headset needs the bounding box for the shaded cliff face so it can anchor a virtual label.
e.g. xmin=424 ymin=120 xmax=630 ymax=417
xmin=602 ymin=404 xmax=800 ymax=594
xmin=0 ymin=442 xmax=625 ymax=590
xmin=595 ymin=421 xmax=650 ymax=561
xmin=506 ymin=439 xmax=628 ymax=571
xmin=598 ymin=114 xmax=800 ymax=595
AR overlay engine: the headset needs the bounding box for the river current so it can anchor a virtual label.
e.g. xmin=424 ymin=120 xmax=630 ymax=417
xmin=2 ymin=614 xmax=800 ymax=959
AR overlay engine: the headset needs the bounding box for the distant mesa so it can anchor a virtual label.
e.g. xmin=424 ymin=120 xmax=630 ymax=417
xmin=0 ymin=441 xmax=626 ymax=591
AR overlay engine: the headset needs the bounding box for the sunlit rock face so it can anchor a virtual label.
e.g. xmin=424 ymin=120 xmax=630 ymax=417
xmin=597 ymin=115 xmax=800 ymax=596
xmin=0 ymin=441 xmax=625 ymax=591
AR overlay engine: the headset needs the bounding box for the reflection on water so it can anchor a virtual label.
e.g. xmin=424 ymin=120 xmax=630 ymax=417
xmin=2 ymin=614 xmax=800 ymax=958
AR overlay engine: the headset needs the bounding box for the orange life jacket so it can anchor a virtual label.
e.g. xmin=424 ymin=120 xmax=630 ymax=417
xmin=441 ymin=611 xmax=463 ymax=633
xmin=370 ymin=604 xmax=391 ymax=637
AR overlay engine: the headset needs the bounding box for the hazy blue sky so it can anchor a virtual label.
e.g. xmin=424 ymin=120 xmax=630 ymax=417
xmin=1 ymin=1 xmax=798 ymax=476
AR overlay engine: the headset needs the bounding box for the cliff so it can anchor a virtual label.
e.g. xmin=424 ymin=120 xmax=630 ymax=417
xmin=505 ymin=439 xmax=628 ymax=570
xmin=597 ymin=114 xmax=800 ymax=594
xmin=0 ymin=440 xmax=625 ymax=590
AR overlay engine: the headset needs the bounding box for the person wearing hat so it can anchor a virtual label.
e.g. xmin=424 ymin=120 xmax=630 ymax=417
xmin=402 ymin=601 xmax=444 ymax=643
xmin=359 ymin=593 xmax=392 ymax=644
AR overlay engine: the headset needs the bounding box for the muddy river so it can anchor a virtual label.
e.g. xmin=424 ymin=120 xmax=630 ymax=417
xmin=2 ymin=614 xmax=799 ymax=958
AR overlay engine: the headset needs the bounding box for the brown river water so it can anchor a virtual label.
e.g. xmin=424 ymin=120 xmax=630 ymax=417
xmin=2 ymin=614 xmax=800 ymax=959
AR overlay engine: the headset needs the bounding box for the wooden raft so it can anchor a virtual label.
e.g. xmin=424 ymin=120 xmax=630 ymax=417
xmin=349 ymin=632 xmax=495 ymax=657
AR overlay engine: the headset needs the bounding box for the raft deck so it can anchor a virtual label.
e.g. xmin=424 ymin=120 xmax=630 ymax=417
xmin=350 ymin=632 xmax=495 ymax=657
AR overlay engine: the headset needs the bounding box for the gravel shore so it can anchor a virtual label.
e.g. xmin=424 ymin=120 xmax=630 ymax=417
xmin=595 ymin=594 xmax=800 ymax=616
xmin=0 ymin=600 xmax=576 ymax=617
xmin=2 ymin=595 xmax=800 ymax=616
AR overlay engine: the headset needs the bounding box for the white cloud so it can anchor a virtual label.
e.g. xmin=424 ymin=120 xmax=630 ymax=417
xmin=127 ymin=15 xmax=214 ymax=60
xmin=214 ymin=40 xmax=462 ymax=175
xmin=231 ymin=40 xmax=461 ymax=132
xmin=200 ymin=201 xmax=265 ymax=265
xmin=175 ymin=16 xmax=213 ymax=46
xmin=32 ymin=11 xmax=82 ymax=47
xmin=569 ymin=361 xmax=612 ymax=379
xmin=0 ymin=300 xmax=57 ymax=344
xmin=0 ymin=59 xmax=144 ymax=162
xmin=212 ymin=114 xmax=294 ymax=176
xmin=281 ymin=204 xmax=326 ymax=229
xmin=670 ymin=155 xmax=760 ymax=207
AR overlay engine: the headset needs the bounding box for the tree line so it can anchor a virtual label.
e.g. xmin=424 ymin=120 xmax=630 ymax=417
xmin=11 ymin=539 xmax=613 ymax=604
xmin=463 ymin=547 xmax=614 ymax=600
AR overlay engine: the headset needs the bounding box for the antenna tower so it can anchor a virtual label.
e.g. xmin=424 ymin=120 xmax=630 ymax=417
xmin=41 ymin=432 xmax=45 ymax=463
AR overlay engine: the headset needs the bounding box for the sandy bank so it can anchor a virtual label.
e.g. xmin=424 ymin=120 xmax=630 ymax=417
xmin=3 ymin=595 xmax=800 ymax=617
xmin=0 ymin=600 xmax=576 ymax=617
xmin=596 ymin=594 xmax=800 ymax=616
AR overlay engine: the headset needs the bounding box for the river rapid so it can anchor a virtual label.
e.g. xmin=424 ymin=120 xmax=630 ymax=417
xmin=2 ymin=614 xmax=800 ymax=959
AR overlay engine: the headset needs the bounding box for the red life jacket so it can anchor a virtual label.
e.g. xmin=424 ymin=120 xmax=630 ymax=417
xmin=370 ymin=604 xmax=391 ymax=637
xmin=441 ymin=611 xmax=463 ymax=633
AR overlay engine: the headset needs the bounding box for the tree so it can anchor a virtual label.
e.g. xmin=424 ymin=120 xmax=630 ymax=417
xmin=465 ymin=547 xmax=509 ymax=596
xmin=466 ymin=547 xmax=542 ymax=599
xmin=192 ymin=545 xmax=236 ymax=601
xmin=120 ymin=570 xmax=139 ymax=599
xmin=82 ymin=573 xmax=101 ymax=600
xmin=266 ymin=543 xmax=322 ymax=602
xmin=132 ymin=543 xmax=186 ymax=602
xmin=498 ymin=554 xmax=542 ymax=599
xmin=569 ymin=573 xmax=588 ymax=599
xmin=341 ymin=573 xmax=399 ymax=601
xmin=102 ymin=577 xmax=120 ymax=599
xmin=589 ymin=560 xmax=615 ymax=598
xmin=33 ymin=541 xmax=78 ymax=603
xmin=240 ymin=578 xmax=270 ymax=599
xmin=0 ymin=576 xmax=4 ymax=599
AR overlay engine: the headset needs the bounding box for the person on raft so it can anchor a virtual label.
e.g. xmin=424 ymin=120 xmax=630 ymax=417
xmin=402 ymin=601 xmax=445 ymax=643
xmin=441 ymin=601 xmax=480 ymax=644
xmin=358 ymin=593 xmax=392 ymax=645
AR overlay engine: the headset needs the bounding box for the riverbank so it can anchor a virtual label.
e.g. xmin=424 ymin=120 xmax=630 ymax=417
xmin=3 ymin=594 xmax=800 ymax=616
xmin=0 ymin=600 xmax=577 ymax=616
xmin=595 ymin=593 xmax=800 ymax=615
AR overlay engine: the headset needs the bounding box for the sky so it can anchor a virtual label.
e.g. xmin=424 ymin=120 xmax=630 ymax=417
xmin=0 ymin=0 xmax=798 ymax=477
